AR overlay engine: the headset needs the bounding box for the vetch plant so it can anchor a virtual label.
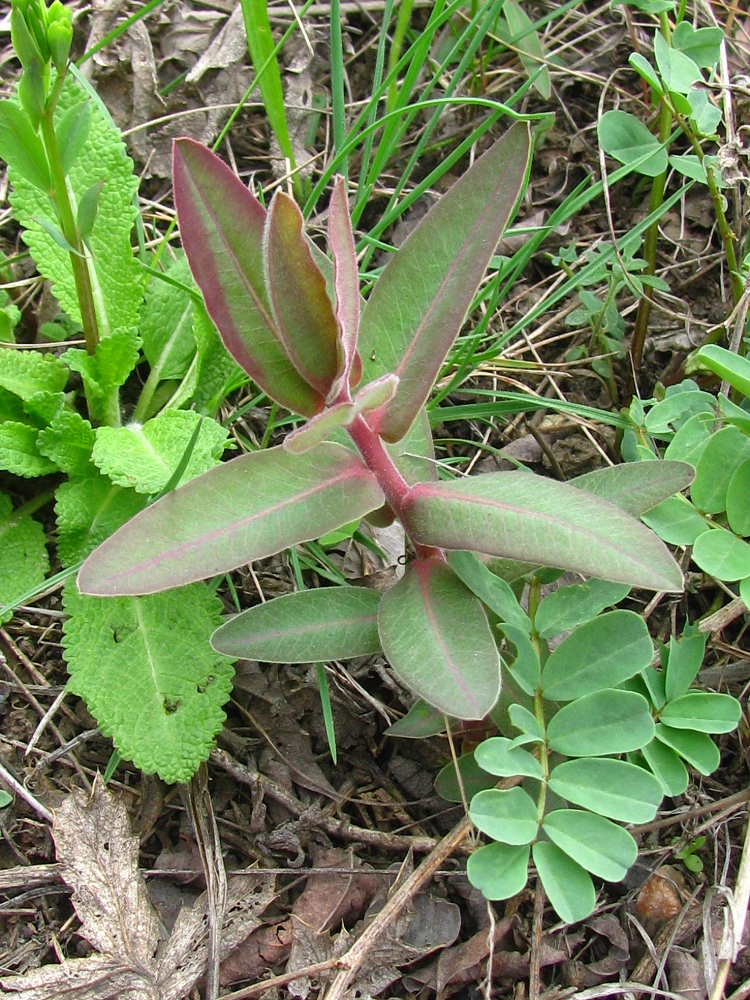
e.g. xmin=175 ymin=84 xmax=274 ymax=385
xmin=79 ymin=125 xmax=692 ymax=771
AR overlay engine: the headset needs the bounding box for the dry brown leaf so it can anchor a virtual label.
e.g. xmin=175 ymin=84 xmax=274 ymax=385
xmin=0 ymin=776 xmax=274 ymax=998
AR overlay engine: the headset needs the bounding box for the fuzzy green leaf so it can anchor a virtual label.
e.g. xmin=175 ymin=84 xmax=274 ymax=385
xmin=92 ymin=410 xmax=230 ymax=495
xmin=359 ymin=123 xmax=531 ymax=442
xmin=654 ymin=723 xmax=720 ymax=774
xmin=0 ymin=347 xmax=68 ymax=399
xmin=36 ymin=408 xmax=95 ymax=476
xmin=467 ymin=842 xmax=530 ymax=900
xmin=328 ymin=175 xmax=360 ymax=396
xmin=211 ymin=587 xmax=382 ymax=662
xmin=403 ymin=472 xmax=684 ymax=592
xmin=532 ymin=842 xmax=596 ymax=923
xmin=139 ymin=256 xmax=197 ymax=381
xmin=660 ymin=692 xmax=741 ymax=734
xmin=535 ymin=579 xmax=631 ymax=638
xmin=0 ymin=98 xmax=50 ymax=191
xmin=176 ymin=301 xmax=243 ymax=417
xmin=541 ymin=611 xmax=654 ymax=701
xmin=542 ymin=810 xmax=637 ymax=881
xmin=571 ymin=460 xmax=694 ymax=516
xmin=474 ymin=737 xmax=543 ymax=779
xmin=78 ymin=443 xmax=384 ymax=595
xmin=55 ymin=470 xmax=147 ymax=566
xmin=470 ymin=787 xmax=539 ymax=845
xmin=0 ymin=421 xmax=58 ymax=476
xmin=10 ymin=77 xmax=142 ymax=336
xmin=62 ymin=327 xmax=141 ymax=422
xmin=547 ymin=689 xmax=655 ymax=756
xmin=378 ymin=558 xmax=501 ymax=720
xmin=548 ymin=758 xmax=663 ymax=822
xmin=173 ymin=138 xmax=322 ymax=416
xmin=0 ymin=493 xmax=49 ymax=623
xmin=57 ymin=100 xmax=92 ymax=175
xmin=62 ymin=582 xmax=234 ymax=784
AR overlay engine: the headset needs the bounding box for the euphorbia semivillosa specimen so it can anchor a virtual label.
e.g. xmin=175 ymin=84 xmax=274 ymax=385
xmin=78 ymin=124 xmax=692 ymax=719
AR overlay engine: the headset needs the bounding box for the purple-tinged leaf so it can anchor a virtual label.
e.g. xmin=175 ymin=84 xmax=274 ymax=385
xmin=264 ymin=189 xmax=340 ymax=396
xmin=378 ymin=558 xmax=502 ymax=719
xmin=571 ymin=460 xmax=694 ymax=515
xmin=402 ymin=472 xmax=684 ymax=592
xmin=173 ymin=139 xmax=323 ymax=416
xmin=327 ymin=175 xmax=360 ymax=401
xmin=211 ymin=587 xmax=382 ymax=661
xmin=359 ymin=122 xmax=531 ymax=442
xmin=77 ymin=443 xmax=384 ymax=596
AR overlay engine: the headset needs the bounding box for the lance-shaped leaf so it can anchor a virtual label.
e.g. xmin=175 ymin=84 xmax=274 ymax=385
xmin=377 ymin=558 xmax=501 ymax=719
xmin=173 ymin=139 xmax=322 ymax=416
xmin=211 ymin=587 xmax=382 ymax=661
xmin=327 ymin=175 xmax=361 ymax=400
xmin=77 ymin=443 xmax=384 ymax=596
xmin=264 ymin=190 xmax=340 ymax=396
xmin=571 ymin=460 xmax=694 ymax=516
xmin=359 ymin=122 xmax=531 ymax=442
xmin=402 ymin=472 xmax=684 ymax=592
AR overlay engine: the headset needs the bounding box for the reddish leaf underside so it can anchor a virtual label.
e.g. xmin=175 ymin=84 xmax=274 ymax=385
xmin=264 ymin=190 xmax=341 ymax=396
xmin=77 ymin=443 xmax=384 ymax=596
xmin=173 ymin=139 xmax=323 ymax=416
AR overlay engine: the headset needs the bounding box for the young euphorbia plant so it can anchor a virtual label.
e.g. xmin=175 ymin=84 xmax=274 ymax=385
xmin=78 ymin=123 xmax=692 ymax=723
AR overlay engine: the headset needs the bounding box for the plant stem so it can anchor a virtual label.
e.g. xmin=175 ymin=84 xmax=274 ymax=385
xmin=39 ymin=82 xmax=100 ymax=356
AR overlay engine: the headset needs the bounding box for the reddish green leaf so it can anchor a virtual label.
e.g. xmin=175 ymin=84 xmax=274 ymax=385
xmin=77 ymin=443 xmax=384 ymax=596
xmin=173 ymin=139 xmax=322 ymax=416
xmin=359 ymin=122 xmax=531 ymax=442
xmin=264 ymin=190 xmax=340 ymax=396
xmin=402 ymin=472 xmax=684 ymax=592
xmin=377 ymin=558 xmax=501 ymax=719
xmin=327 ymin=175 xmax=360 ymax=399
xmin=572 ymin=460 xmax=694 ymax=516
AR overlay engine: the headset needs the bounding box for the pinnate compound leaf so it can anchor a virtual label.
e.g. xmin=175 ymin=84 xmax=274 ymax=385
xmin=474 ymin=737 xmax=542 ymax=779
xmin=542 ymin=810 xmax=637 ymax=882
xmin=571 ymin=460 xmax=694 ymax=516
xmin=92 ymin=411 xmax=230 ymax=495
xmin=63 ymin=583 xmax=234 ymax=784
xmin=640 ymin=738 xmax=689 ymax=796
xmin=470 ymin=787 xmax=539 ymax=844
xmin=535 ymin=579 xmax=631 ymax=638
xmin=377 ymin=558 xmax=501 ymax=719
xmin=0 ymin=347 xmax=68 ymax=399
xmin=692 ymin=426 xmax=750 ymax=514
xmin=692 ymin=528 xmax=750 ymax=581
xmin=403 ymin=472 xmax=684 ymax=592
xmin=359 ymin=122 xmax=531 ymax=443
xmin=532 ymin=842 xmax=596 ymax=923
xmin=448 ymin=550 xmax=532 ymax=631
xmin=547 ymin=689 xmax=655 ymax=756
xmin=264 ymin=190 xmax=340 ymax=396
xmin=541 ymin=611 xmax=653 ymax=701
xmin=548 ymin=758 xmax=663 ymax=823
xmin=597 ymin=110 xmax=668 ymax=177
xmin=641 ymin=495 xmax=709 ymax=546
xmin=173 ymin=138 xmax=322 ymax=417
xmin=78 ymin=443 xmax=384 ymax=596
xmin=55 ymin=470 xmax=147 ymax=566
xmin=466 ymin=842 xmax=530 ymax=900
xmin=211 ymin=587 xmax=382 ymax=661
xmin=654 ymin=723 xmax=720 ymax=774
xmin=501 ymin=624 xmax=541 ymax=696
xmin=435 ymin=752 xmax=498 ymax=802
xmin=37 ymin=409 xmax=95 ymax=476
xmin=660 ymin=692 xmax=741 ymax=734
xmin=0 ymin=493 xmax=49 ymax=623
xmin=10 ymin=76 xmax=142 ymax=336
xmin=664 ymin=627 xmax=706 ymax=701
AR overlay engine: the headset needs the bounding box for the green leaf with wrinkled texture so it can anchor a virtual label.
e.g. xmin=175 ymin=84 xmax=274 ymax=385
xmin=598 ymin=110 xmax=668 ymax=177
xmin=0 ymin=493 xmax=49 ymax=624
xmin=542 ymin=810 xmax=637 ymax=881
xmin=63 ymin=582 xmax=234 ymax=784
xmin=532 ymin=842 xmax=596 ymax=923
xmin=0 ymin=347 xmax=68 ymax=399
xmin=470 ymin=786 xmax=539 ymax=844
xmin=448 ymin=551 xmax=531 ymax=631
xmin=535 ymin=578 xmax=631 ymax=638
xmin=36 ymin=408 xmax=95 ymax=476
xmin=378 ymin=558 xmax=501 ymax=719
xmin=175 ymin=300 xmax=243 ymax=417
xmin=434 ymin=752 xmax=498 ymax=802
xmin=640 ymin=738 xmax=689 ymax=796
xmin=467 ymin=842 xmax=530 ymax=900
xmin=548 ymin=758 xmax=663 ymax=822
xmin=10 ymin=76 xmax=142 ymax=336
xmin=0 ymin=98 xmax=50 ymax=191
xmin=173 ymin=138 xmax=321 ymax=416
xmin=62 ymin=327 xmax=141 ymax=423
xmin=692 ymin=426 xmax=750 ymax=514
xmin=57 ymin=100 xmax=92 ymax=175
xmin=0 ymin=422 xmax=57 ymax=477
xmin=55 ymin=470 xmax=147 ymax=566
xmin=474 ymin=737 xmax=542 ymax=779
xmin=92 ymin=410 xmax=230 ymax=495
xmin=359 ymin=123 xmax=531 ymax=442
xmin=654 ymin=723 xmax=720 ymax=774
xmin=403 ymin=472 xmax=684 ymax=592
xmin=660 ymin=692 xmax=741 ymax=734
xmin=641 ymin=495 xmax=709 ymax=546
xmin=692 ymin=528 xmax=750 ymax=581
xmin=541 ymin=611 xmax=654 ymax=701
xmin=139 ymin=256 xmax=197 ymax=381
xmin=77 ymin=443 xmax=384 ymax=595
xmin=211 ymin=587 xmax=382 ymax=662
xmin=571 ymin=460 xmax=694 ymax=516
xmin=547 ymin=689 xmax=655 ymax=756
